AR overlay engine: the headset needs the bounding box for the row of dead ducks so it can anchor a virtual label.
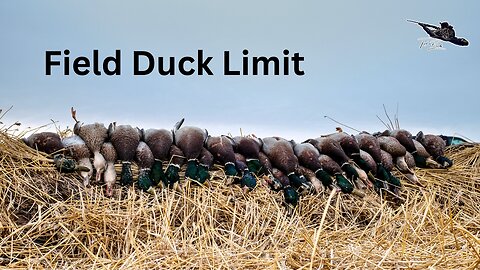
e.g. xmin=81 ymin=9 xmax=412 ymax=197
xmin=23 ymin=116 xmax=452 ymax=210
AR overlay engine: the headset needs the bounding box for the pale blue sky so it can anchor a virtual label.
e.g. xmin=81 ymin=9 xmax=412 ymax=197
xmin=1 ymin=1 xmax=479 ymax=141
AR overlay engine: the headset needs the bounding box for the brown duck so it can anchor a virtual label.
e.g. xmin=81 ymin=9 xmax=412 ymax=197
xmin=100 ymin=142 xmax=117 ymax=197
xmin=108 ymin=122 xmax=141 ymax=186
xmin=415 ymin=131 xmax=452 ymax=168
xmin=141 ymin=128 xmax=173 ymax=186
xmin=72 ymin=109 xmax=108 ymax=183
xmin=232 ymin=135 xmax=262 ymax=174
xmin=136 ymin=141 xmax=155 ymax=193
xmin=173 ymin=118 xmax=208 ymax=181
xmin=206 ymin=136 xmax=238 ymax=178
xmin=62 ymin=135 xmax=93 ymax=186
xmin=261 ymin=137 xmax=313 ymax=195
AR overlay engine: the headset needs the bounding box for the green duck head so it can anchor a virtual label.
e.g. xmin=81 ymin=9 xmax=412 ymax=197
xmin=120 ymin=162 xmax=134 ymax=186
xmin=335 ymin=173 xmax=354 ymax=194
xmin=288 ymin=173 xmax=313 ymax=195
xmin=150 ymin=159 xmax=166 ymax=186
xmin=53 ymin=154 xmax=77 ymax=173
xmin=241 ymin=170 xmax=257 ymax=193
xmin=436 ymin=155 xmax=453 ymax=168
xmin=265 ymin=174 xmax=283 ymax=191
xmin=375 ymin=164 xmax=390 ymax=181
xmin=137 ymin=169 xmax=154 ymax=193
xmin=341 ymin=162 xmax=359 ymax=180
xmin=246 ymin=159 xmax=262 ymax=175
xmin=224 ymin=162 xmax=238 ymax=177
xmin=352 ymin=155 xmax=371 ymax=173
xmin=387 ymin=170 xmax=401 ymax=188
xmin=196 ymin=164 xmax=210 ymax=184
xmin=283 ymin=185 xmax=299 ymax=212
xmin=373 ymin=164 xmax=390 ymax=191
xmin=185 ymin=159 xmax=199 ymax=180
xmin=165 ymin=164 xmax=180 ymax=188
xmin=411 ymin=152 xmax=428 ymax=168
xmin=315 ymin=169 xmax=333 ymax=187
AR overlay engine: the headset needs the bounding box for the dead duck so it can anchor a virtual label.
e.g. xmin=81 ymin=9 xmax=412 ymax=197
xmin=262 ymin=137 xmax=314 ymax=195
xmin=135 ymin=142 xmax=155 ymax=193
xmin=355 ymin=132 xmax=399 ymax=191
xmin=359 ymin=150 xmax=377 ymax=175
xmin=258 ymin=151 xmax=283 ymax=191
xmin=379 ymin=149 xmax=402 ymax=193
xmin=234 ymin=153 xmax=257 ymax=193
xmin=377 ymin=135 xmax=420 ymax=186
xmin=100 ymin=142 xmax=117 ymax=197
xmin=108 ymin=122 xmax=141 ymax=186
xmin=272 ymin=167 xmax=299 ymax=213
xmin=206 ymin=135 xmax=238 ymax=178
xmin=292 ymin=141 xmax=337 ymax=191
xmin=317 ymin=154 xmax=354 ymax=194
xmin=232 ymin=135 xmax=262 ymax=174
xmin=198 ymin=147 xmax=214 ymax=183
xmin=72 ymin=109 xmax=108 ymax=183
xmin=23 ymin=132 xmax=81 ymax=173
xmin=23 ymin=132 xmax=64 ymax=154
xmin=306 ymin=137 xmax=366 ymax=190
xmin=296 ymin=165 xmax=324 ymax=193
xmin=141 ymin=128 xmax=173 ymax=186
xmin=327 ymin=131 xmax=369 ymax=166
xmin=412 ymin=139 xmax=441 ymax=168
xmin=415 ymin=131 xmax=453 ymax=168
xmin=165 ymin=144 xmax=185 ymax=187
xmin=383 ymin=129 xmax=435 ymax=169
xmin=62 ymin=135 xmax=93 ymax=186
xmin=172 ymin=118 xmax=208 ymax=181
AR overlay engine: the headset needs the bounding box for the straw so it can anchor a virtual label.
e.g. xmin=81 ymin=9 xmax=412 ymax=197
xmin=1 ymin=129 xmax=479 ymax=269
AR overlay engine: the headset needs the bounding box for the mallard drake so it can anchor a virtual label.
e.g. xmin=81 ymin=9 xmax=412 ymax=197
xmin=258 ymin=151 xmax=283 ymax=191
xmin=234 ymin=152 xmax=257 ymax=193
xmin=172 ymin=118 xmax=208 ymax=180
xmin=318 ymin=154 xmax=353 ymax=194
xmin=327 ymin=132 xmax=373 ymax=183
xmin=100 ymin=142 xmax=117 ymax=197
xmin=141 ymin=128 xmax=173 ymax=187
xmin=272 ymin=167 xmax=299 ymax=213
xmin=197 ymin=147 xmax=213 ymax=184
xmin=262 ymin=137 xmax=313 ymax=195
xmin=165 ymin=145 xmax=185 ymax=187
xmin=306 ymin=138 xmax=359 ymax=181
xmin=307 ymin=137 xmax=367 ymax=190
xmin=359 ymin=150 xmax=377 ymax=175
xmin=355 ymin=132 xmax=393 ymax=190
xmin=415 ymin=131 xmax=453 ymax=168
xmin=72 ymin=109 xmax=108 ymax=183
xmin=206 ymin=135 xmax=238 ymax=178
xmin=23 ymin=132 xmax=64 ymax=154
xmin=412 ymin=139 xmax=441 ymax=168
xmin=292 ymin=141 xmax=335 ymax=190
xmin=62 ymin=135 xmax=93 ymax=186
xmin=108 ymin=122 xmax=141 ymax=186
xmin=380 ymin=149 xmax=402 ymax=193
xmin=385 ymin=129 xmax=436 ymax=169
xmin=296 ymin=165 xmax=324 ymax=193
xmin=232 ymin=135 xmax=262 ymax=174
xmin=377 ymin=135 xmax=420 ymax=186
xmin=135 ymin=142 xmax=155 ymax=193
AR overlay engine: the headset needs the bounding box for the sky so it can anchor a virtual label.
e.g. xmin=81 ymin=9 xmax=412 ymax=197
xmin=1 ymin=1 xmax=479 ymax=141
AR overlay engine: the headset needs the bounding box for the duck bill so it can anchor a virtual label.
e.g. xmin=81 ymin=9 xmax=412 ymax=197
xmin=83 ymin=175 xmax=90 ymax=187
xmin=105 ymin=185 xmax=114 ymax=197
xmin=426 ymin=157 xmax=442 ymax=169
